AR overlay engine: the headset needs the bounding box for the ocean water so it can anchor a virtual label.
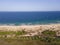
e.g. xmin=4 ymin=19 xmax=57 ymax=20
xmin=0 ymin=11 xmax=60 ymax=25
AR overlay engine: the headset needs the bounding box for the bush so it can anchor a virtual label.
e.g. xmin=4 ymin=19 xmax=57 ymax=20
xmin=16 ymin=30 xmax=27 ymax=35
xmin=42 ymin=30 xmax=56 ymax=37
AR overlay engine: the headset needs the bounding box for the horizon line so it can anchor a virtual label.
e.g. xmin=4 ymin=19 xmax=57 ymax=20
xmin=0 ymin=11 xmax=60 ymax=12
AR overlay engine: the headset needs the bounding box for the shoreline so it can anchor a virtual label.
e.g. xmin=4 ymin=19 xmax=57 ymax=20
xmin=0 ymin=22 xmax=60 ymax=26
xmin=0 ymin=23 xmax=60 ymax=32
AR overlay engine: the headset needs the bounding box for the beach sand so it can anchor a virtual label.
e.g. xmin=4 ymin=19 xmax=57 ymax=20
xmin=0 ymin=23 xmax=60 ymax=36
xmin=0 ymin=23 xmax=60 ymax=32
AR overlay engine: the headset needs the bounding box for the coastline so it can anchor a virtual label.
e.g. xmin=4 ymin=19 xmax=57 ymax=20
xmin=0 ymin=23 xmax=60 ymax=32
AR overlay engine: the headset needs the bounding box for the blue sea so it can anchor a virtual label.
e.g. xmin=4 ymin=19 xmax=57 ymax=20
xmin=0 ymin=11 xmax=60 ymax=25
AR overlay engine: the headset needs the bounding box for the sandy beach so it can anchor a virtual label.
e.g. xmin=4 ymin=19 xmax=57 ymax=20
xmin=0 ymin=23 xmax=60 ymax=32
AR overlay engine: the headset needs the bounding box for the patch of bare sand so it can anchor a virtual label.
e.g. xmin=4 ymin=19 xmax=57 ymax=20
xmin=0 ymin=24 xmax=60 ymax=32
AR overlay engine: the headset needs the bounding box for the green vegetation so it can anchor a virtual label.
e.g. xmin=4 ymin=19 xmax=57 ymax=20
xmin=0 ymin=30 xmax=60 ymax=45
xmin=42 ymin=30 xmax=56 ymax=37
xmin=0 ymin=30 xmax=27 ymax=35
xmin=16 ymin=30 xmax=27 ymax=35
xmin=41 ymin=30 xmax=56 ymax=42
xmin=0 ymin=31 xmax=15 ymax=35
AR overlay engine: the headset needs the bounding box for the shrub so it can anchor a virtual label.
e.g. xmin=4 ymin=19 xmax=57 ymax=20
xmin=16 ymin=30 xmax=27 ymax=35
xmin=42 ymin=30 xmax=56 ymax=37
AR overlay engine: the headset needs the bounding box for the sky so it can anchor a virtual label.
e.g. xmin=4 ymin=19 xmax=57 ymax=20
xmin=0 ymin=0 xmax=60 ymax=11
